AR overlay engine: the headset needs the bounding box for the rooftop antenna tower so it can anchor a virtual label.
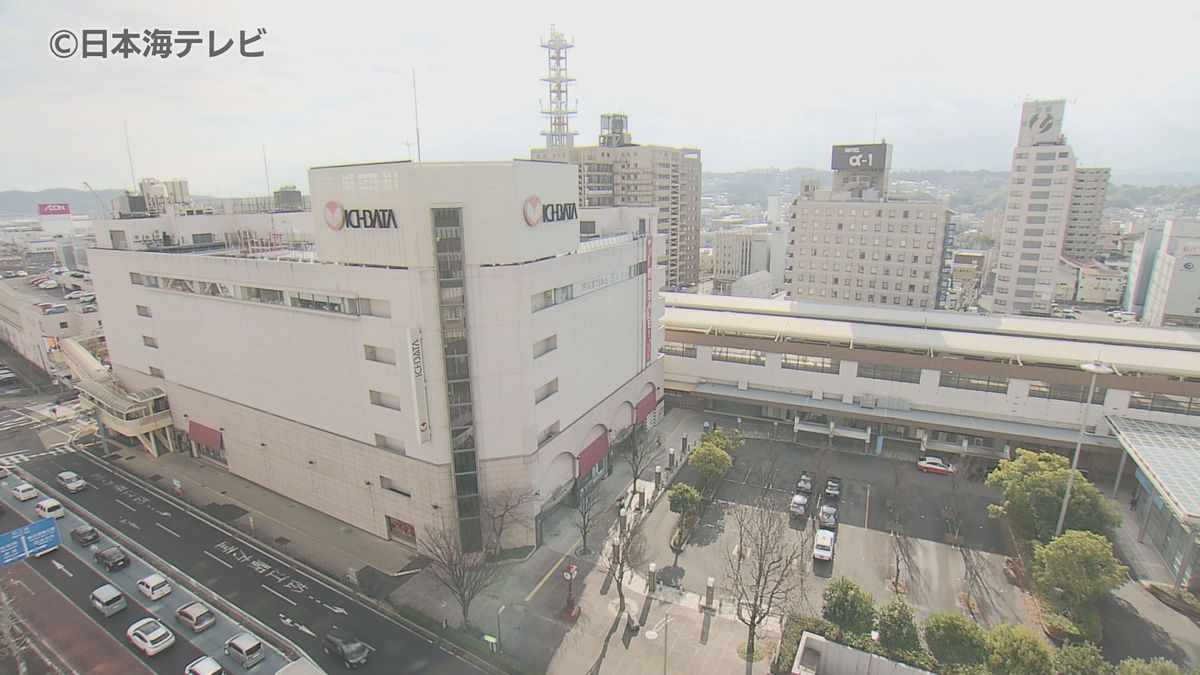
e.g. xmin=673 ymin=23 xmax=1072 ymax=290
xmin=539 ymin=25 xmax=578 ymax=149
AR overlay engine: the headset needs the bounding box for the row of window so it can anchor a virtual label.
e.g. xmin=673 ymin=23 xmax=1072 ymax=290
xmin=531 ymin=262 xmax=647 ymax=313
xmin=792 ymin=223 xmax=942 ymax=234
xmin=793 ymin=208 xmax=939 ymax=220
xmin=129 ymin=272 xmax=386 ymax=317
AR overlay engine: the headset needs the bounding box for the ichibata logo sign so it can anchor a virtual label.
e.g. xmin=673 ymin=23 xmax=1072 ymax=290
xmin=522 ymin=195 xmax=577 ymax=227
xmin=323 ymin=200 xmax=397 ymax=231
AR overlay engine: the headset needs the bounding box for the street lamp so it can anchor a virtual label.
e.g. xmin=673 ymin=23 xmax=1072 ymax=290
xmin=1054 ymin=361 xmax=1115 ymax=537
xmin=496 ymin=603 xmax=506 ymax=654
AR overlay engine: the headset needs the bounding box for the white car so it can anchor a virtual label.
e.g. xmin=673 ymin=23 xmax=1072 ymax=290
xmin=185 ymin=656 xmax=227 ymax=675
xmin=916 ymin=456 xmax=956 ymax=475
xmin=813 ymin=528 xmax=836 ymax=561
xmin=63 ymin=290 xmax=87 ymax=300
xmin=36 ymin=281 xmax=59 ymax=290
xmin=137 ymin=574 xmax=172 ymax=601
xmin=55 ymin=470 xmax=88 ymax=493
xmin=14 ymin=271 xmax=28 ymax=277
xmin=788 ymin=493 xmax=808 ymax=517
xmin=11 ymin=483 xmax=38 ymax=502
xmin=126 ymin=618 xmax=175 ymax=656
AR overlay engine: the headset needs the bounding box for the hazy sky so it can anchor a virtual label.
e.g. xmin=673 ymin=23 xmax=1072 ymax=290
xmin=2 ymin=1 xmax=1197 ymax=196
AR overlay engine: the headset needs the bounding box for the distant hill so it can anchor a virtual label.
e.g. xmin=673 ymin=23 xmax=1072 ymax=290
xmin=0 ymin=188 xmax=127 ymax=219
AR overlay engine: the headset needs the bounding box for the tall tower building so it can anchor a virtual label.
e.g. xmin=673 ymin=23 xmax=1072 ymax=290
xmin=992 ymin=100 xmax=1109 ymax=315
xmin=540 ymin=26 xmax=578 ymax=149
xmin=784 ymin=143 xmax=951 ymax=310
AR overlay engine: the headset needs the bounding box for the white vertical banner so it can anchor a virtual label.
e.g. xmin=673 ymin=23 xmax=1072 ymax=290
xmin=406 ymin=327 xmax=432 ymax=443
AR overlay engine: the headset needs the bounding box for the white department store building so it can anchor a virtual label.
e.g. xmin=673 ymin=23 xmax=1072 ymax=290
xmin=87 ymin=160 xmax=663 ymax=552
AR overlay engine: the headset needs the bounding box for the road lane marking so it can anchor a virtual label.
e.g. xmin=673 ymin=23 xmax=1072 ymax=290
xmin=864 ymin=484 xmax=871 ymax=528
xmin=115 ymin=499 xmax=136 ymax=512
xmin=155 ymin=522 xmax=181 ymax=538
xmin=203 ymin=551 xmax=233 ymax=569
xmin=263 ymin=584 xmax=298 ymax=606
xmin=525 ymin=535 xmax=582 ymax=603
xmin=51 ymin=560 xmax=73 ymax=577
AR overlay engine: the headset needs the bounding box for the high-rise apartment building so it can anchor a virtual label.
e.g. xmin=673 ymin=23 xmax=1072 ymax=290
xmin=992 ymin=100 xmax=1110 ymax=315
xmin=784 ymin=143 xmax=951 ymax=310
xmin=711 ymin=224 xmax=785 ymax=295
xmin=533 ymin=114 xmax=702 ymax=291
xmin=1141 ymin=217 xmax=1200 ymax=327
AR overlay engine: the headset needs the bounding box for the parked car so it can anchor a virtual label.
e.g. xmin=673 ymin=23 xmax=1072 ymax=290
xmin=823 ymin=477 xmax=842 ymax=500
xmin=1 ymin=271 xmax=14 ymax=279
xmin=916 ymin=456 xmax=956 ymax=475
xmin=56 ymin=470 xmax=88 ymax=493
xmin=813 ymin=528 xmax=836 ymax=561
xmin=127 ymin=618 xmax=175 ymax=656
xmin=174 ymin=601 xmax=217 ymax=633
xmin=321 ymin=626 xmax=371 ymax=668
xmin=818 ymin=503 xmax=839 ymax=530
xmin=11 ymin=483 xmax=38 ymax=502
xmin=36 ymin=281 xmax=59 ymax=290
xmin=185 ymin=656 xmax=228 ymax=675
xmin=788 ymin=493 xmax=809 ymax=518
xmin=94 ymin=545 xmax=130 ymax=572
xmin=70 ymin=525 xmax=101 ymax=546
xmin=14 ymin=270 xmax=27 ymax=277
xmin=795 ymin=472 xmax=812 ymax=494
xmin=137 ymin=573 xmax=172 ymax=601
xmin=0 ymin=466 xmax=8 ymax=479
xmin=63 ymin=290 xmax=87 ymax=300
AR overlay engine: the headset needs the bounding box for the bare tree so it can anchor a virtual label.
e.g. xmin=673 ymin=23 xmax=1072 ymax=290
xmin=617 ymin=422 xmax=657 ymax=505
xmin=723 ymin=498 xmax=806 ymax=661
xmin=483 ymin=486 xmax=539 ymax=555
xmin=574 ymin=483 xmax=605 ymax=556
xmin=888 ymin=463 xmax=915 ymax=594
xmin=944 ymin=455 xmax=977 ymax=546
xmin=0 ymin=579 xmax=29 ymax=675
xmin=420 ymin=520 xmax=505 ymax=629
xmin=605 ymin=529 xmax=648 ymax=613
xmin=760 ymin=437 xmax=784 ymax=497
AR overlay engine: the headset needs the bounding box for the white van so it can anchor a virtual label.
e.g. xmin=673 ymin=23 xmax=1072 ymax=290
xmin=35 ymin=498 xmax=65 ymax=520
xmin=90 ymin=584 xmax=128 ymax=617
xmin=225 ymin=632 xmax=266 ymax=668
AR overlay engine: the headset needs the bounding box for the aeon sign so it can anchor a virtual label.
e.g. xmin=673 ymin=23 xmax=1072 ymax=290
xmin=323 ymin=200 xmax=397 ymax=231
xmin=522 ymin=195 xmax=577 ymax=227
xmin=37 ymin=203 xmax=71 ymax=216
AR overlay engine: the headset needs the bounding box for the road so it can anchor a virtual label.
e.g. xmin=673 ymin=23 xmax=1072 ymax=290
xmin=15 ymin=448 xmax=482 ymax=675
xmin=0 ymin=494 xmax=205 ymax=674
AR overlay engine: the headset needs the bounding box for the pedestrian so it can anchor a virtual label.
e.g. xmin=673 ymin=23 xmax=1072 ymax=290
xmin=1130 ymin=495 xmax=1139 ymax=512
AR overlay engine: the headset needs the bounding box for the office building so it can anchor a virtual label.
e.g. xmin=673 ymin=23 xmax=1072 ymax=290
xmin=533 ymin=113 xmax=701 ymax=292
xmin=1142 ymin=217 xmax=1200 ymax=327
xmin=784 ymin=143 xmax=952 ymax=310
xmin=86 ymin=160 xmax=663 ymax=552
xmin=992 ymin=100 xmax=1110 ymax=315
xmin=711 ymin=224 xmax=786 ymax=295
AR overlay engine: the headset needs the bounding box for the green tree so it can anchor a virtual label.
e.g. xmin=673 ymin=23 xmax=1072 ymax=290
xmin=821 ymin=577 xmax=876 ymax=636
xmin=1055 ymin=642 xmax=1114 ymax=675
xmin=876 ymin=597 xmax=921 ymax=655
xmin=1117 ymin=658 xmax=1184 ymax=675
xmin=688 ymin=442 xmax=732 ymax=490
xmin=1034 ymin=530 xmax=1128 ymax=608
xmin=986 ymin=449 xmax=1121 ymax=542
xmin=985 ymin=623 xmax=1053 ymax=675
xmin=667 ymin=483 xmax=701 ymax=518
xmin=923 ymin=612 xmax=987 ymax=668
xmin=699 ymin=427 xmax=745 ymax=456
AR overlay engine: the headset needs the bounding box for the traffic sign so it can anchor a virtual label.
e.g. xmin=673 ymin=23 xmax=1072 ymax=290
xmin=0 ymin=518 xmax=61 ymax=567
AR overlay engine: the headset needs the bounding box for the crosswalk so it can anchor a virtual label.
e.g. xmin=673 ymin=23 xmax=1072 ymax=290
xmin=0 ymin=402 xmax=87 ymax=434
xmin=0 ymin=444 xmax=80 ymax=466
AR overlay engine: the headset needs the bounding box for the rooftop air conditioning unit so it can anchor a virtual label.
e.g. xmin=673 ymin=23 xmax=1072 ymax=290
xmin=860 ymin=394 xmax=877 ymax=409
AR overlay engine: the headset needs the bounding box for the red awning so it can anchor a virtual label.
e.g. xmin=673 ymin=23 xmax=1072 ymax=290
xmin=188 ymin=421 xmax=223 ymax=450
xmin=577 ymin=433 xmax=611 ymax=477
xmin=635 ymin=390 xmax=658 ymax=423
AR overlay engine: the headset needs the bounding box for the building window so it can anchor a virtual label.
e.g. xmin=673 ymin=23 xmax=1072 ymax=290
xmin=129 ymin=272 xmax=144 ymax=285
xmin=538 ymin=421 xmax=560 ymax=447
xmin=711 ymin=347 xmax=766 ymax=366
xmin=369 ymin=389 xmax=403 ymax=412
xmin=939 ymin=371 xmax=1009 ymax=394
xmin=858 ymin=363 xmax=922 ymax=384
xmin=58 ymin=321 xmax=68 ymax=329
xmin=379 ymin=475 xmax=412 ymax=497
xmin=781 ymin=354 xmax=839 ymax=374
xmin=136 ymin=305 xmax=152 ymax=317
xmin=374 ymin=434 xmax=406 ymax=456
xmin=1029 ymin=381 xmax=1107 ymax=404
xmin=364 ymin=344 xmax=397 ymax=365
xmin=535 ymin=378 xmax=559 ymax=404
xmin=148 ymin=366 xmax=164 ymax=378
xmin=142 ymin=336 xmax=159 ymax=349
xmin=1129 ymin=392 xmax=1200 ymax=416
xmin=660 ymin=342 xmax=697 ymax=358
xmin=533 ymin=335 xmax=558 ymax=358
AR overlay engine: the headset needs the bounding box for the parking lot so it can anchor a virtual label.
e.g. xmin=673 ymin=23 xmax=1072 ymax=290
xmin=647 ymin=436 xmax=1031 ymax=627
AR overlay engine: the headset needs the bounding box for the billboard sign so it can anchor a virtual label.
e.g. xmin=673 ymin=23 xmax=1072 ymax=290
xmin=1017 ymin=100 xmax=1066 ymax=146
xmin=831 ymin=144 xmax=889 ymax=171
xmin=37 ymin=203 xmax=71 ymax=216
xmin=0 ymin=518 xmax=61 ymax=568
xmin=406 ymin=328 xmax=432 ymax=443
